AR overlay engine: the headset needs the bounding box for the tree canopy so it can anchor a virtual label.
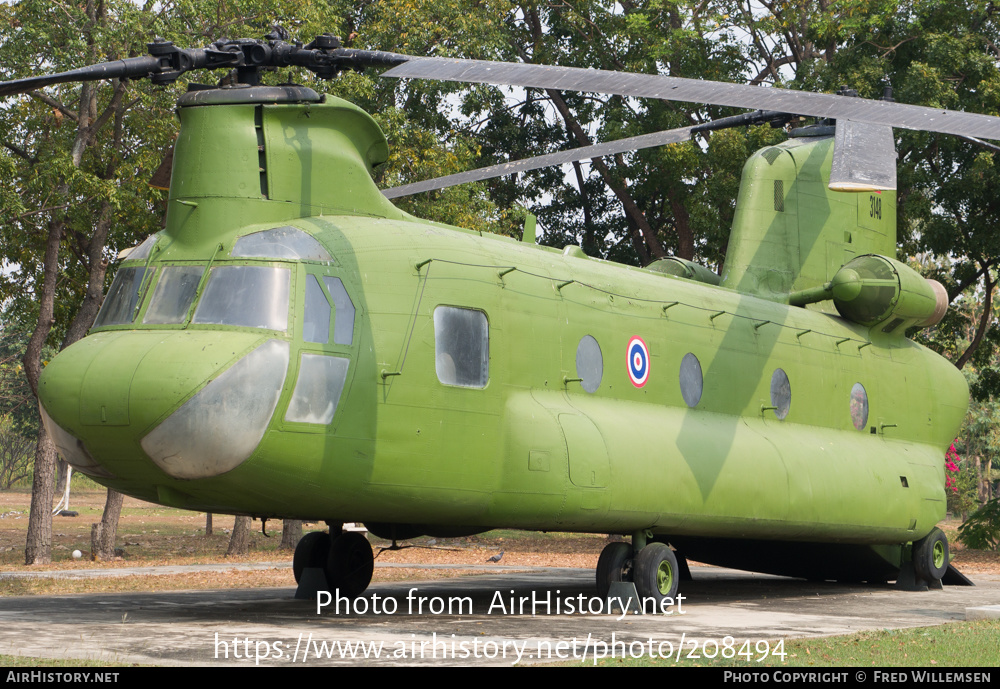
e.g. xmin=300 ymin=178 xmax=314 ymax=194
xmin=2 ymin=0 xmax=1000 ymax=385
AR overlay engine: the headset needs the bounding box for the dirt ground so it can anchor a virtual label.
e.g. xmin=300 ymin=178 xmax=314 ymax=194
xmin=0 ymin=489 xmax=606 ymax=567
xmin=2 ymin=489 xmax=997 ymax=590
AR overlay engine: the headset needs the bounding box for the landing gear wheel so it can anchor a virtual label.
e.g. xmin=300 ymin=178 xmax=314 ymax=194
xmin=596 ymin=542 xmax=633 ymax=599
xmin=326 ymin=531 xmax=374 ymax=598
xmin=913 ymin=527 xmax=949 ymax=582
xmin=293 ymin=531 xmax=331 ymax=584
xmin=633 ymin=543 xmax=680 ymax=605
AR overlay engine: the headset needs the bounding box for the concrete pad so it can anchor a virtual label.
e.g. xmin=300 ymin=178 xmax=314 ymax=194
xmin=966 ymin=605 xmax=1000 ymax=620
xmin=0 ymin=565 xmax=998 ymax=666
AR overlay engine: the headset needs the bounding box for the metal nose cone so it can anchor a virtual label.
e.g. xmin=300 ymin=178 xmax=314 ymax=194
xmin=39 ymin=330 xmax=272 ymax=478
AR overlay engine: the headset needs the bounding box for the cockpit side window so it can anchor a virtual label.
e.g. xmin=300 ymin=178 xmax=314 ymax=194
xmin=324 ymin=277 xmax=355 ymax=345
xmin=303 ymin=273 xmax=356 ymax=345
xmin=302 ymin=274 xmax=331 ymax=343
xmin=192 ymin=265 xmax=290 ymax=331
xmin=94 ymin=267 xmax=155 ymax=327
xmin=285 ymin=354 xmax=350 ymax=424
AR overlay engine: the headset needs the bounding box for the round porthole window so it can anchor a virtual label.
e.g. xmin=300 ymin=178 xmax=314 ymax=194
xmin=770 ymin=368 xmax=791 ymax=420
xmin=850 ymin=382 xmax=868 ymax=430
xmin=576 ymin=335 xmax=603 ymax=393
xmin=679 ymin=352 xmax=703 ymax=407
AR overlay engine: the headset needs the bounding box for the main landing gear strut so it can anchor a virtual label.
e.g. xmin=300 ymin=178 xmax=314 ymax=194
xmin=293 ymin=524 xmax=374 ymax=597
xmin=596 ymin=531 xmax=683 ymax=604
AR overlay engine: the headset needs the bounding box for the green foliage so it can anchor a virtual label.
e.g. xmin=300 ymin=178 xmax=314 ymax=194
xmin=0 ymin=322 xmax=45 ymax=489
xmin=0 ymin=1 xmax=170 ymax=342
xmin=3 ymin=0 xmax=1000 ymax=375
xmin=959 ymin=498 xmax=1000 ymax=550
xmin=0 ymin=415 xmax=34 ymax=489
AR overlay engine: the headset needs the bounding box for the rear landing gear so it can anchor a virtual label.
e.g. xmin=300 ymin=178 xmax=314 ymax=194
xmin=293 ymin=528 xmax=374 ymax=597
xmin=913 ymin=527 xmax=949 ymax=583
xmin=895 ymin=528 xmax=950 ymax=591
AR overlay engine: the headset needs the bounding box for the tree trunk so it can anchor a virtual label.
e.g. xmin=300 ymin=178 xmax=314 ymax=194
xmin=23 ymin=210 xmax=66 ymax=565
xmin=24 ymin=427 xmax=56 ymax=565
xmin=280 ymin=520 xmax=303 ymax=550
xmin=545 ymin=89 xmax=666 ymax=262
xmin=226 ymin=516 xmax=252 ymax=557
xmin=21 ymin=75 xmax=127 ymax=566
xmin=573 ymin=161 xmax=601 ymax=258
xmin=90 ymin=489 xmax=124 ymax=560
xmin=666 ymin=186 xmax=695 ymax=260
xmin=205 ymin=513 xmax=213 ymax=536
xmin=956 ymin=269 xmax=995 ymax=370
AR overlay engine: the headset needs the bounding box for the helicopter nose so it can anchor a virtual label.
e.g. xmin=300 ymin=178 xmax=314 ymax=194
xmin=139 ymin=338 xmax=289 ymax=479
xmin=39 ymin=331 xmax=287 ymax=480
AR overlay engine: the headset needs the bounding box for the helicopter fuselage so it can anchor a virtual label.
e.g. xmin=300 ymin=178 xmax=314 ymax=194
xmin=39 ymin=206 xmax=966 ymax=542
xmin=37 ymin=91 xmax=967 ymax=578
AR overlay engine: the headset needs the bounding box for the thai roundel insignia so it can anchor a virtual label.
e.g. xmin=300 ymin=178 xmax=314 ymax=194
xmin=627 ymin=336 xmax=649 ymax=388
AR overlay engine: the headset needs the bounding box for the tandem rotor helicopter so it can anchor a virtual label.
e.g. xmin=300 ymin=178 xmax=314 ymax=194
xmin=3 ymin=29 xmax=995 ymax=603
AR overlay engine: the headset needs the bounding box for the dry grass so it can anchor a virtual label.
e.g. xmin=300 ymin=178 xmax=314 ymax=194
xmin=0 ymin=488 xmax=609 ymax=595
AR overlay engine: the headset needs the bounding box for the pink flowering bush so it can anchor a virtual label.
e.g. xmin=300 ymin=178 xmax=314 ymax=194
xmin=945 ymin=442 xmax=961 ymax=494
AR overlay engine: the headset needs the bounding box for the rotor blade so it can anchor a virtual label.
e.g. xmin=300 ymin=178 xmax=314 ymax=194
xmin=384 ymin=58 xmax=1000 ymax=141
xmin=829 ymin=121 xmax=897 ymax=192
xmin=383 ymin=126 xmax=693 ymax=198
xmin=0 ymin=56 xmax=162 ymax=98
xmin=956 ymin=134 xmax=1000 ymax=153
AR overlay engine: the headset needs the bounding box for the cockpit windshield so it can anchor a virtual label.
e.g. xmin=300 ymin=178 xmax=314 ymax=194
xmin=94 ymin=225 xmax=334 ymax=334
xmin=143 ymin=265 xmax=204 ymax=325
xmin=192 ymin=265 xmax=290 ymax=331
xmin=93 ymin=267 xmax=153 ymax=327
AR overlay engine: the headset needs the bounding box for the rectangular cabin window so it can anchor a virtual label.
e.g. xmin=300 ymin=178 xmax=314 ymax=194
xmin=434 ymin=306 xmax=489 ymax=388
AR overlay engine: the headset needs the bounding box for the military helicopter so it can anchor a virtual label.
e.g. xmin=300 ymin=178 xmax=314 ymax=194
xmin=4 ymin=30 xmax=993 ymax=603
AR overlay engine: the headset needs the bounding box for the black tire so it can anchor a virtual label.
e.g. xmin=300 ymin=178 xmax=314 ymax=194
xmin=913 ymin=527 xmax=949 ymax=582
xmin=633 ymin=542 xmax=680 ymax=605
xmin=327 ymin=531 xmax=374 ymax=598
xmin=293 ymin=531 xmax=331 ymax=584
xmin=596 ymin=542 xmax=633 ymax=599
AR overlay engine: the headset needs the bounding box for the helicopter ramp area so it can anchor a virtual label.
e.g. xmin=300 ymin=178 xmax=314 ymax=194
xmin=1 ymin=564 xmax=998 ymax=666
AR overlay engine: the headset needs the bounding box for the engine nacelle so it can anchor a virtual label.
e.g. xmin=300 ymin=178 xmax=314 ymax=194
xmin=832 ymin=255 xmax=948 ymax=333
xmin=789 ymin=254 xmax=948 ymax=334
